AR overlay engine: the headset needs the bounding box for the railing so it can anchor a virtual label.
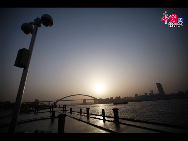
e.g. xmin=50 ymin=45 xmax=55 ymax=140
xmin=2 ymin=105 xmax=188 ymax=133
xmin=66 ymin=106 xmax=188 ymax=132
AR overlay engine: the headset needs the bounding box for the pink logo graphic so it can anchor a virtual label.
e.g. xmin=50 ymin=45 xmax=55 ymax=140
xmin=161 ymin=11 xmax=183 ymax=27
xmin=170 ymin=14 xmax=177 ymax=23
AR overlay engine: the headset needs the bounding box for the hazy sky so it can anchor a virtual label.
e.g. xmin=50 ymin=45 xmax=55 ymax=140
xmin=0 ymin=8 xmax=188 ymax=102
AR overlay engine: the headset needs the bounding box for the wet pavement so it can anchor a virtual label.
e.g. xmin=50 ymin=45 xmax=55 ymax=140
xmin=1 ymin=108 xmax=188 ymax=133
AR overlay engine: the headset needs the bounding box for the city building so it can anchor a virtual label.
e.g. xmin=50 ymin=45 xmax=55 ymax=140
xmin=156 ymin=83 xmax=165 ymax=95
xmin=83 ymin=99 xmax=86 ymax=104
xmin=149 ymin=90 xmax=154 ymax=96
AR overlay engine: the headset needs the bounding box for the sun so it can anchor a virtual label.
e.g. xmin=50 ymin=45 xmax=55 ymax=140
xmin=95 ymin=85 xmax=104 ymax=93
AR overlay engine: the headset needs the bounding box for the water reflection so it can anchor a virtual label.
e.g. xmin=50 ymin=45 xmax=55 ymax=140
xmin=1 ymin=99 xmax=188 ymax=133
xmin=66 ymin=99 xmax=188 ymax=126
xmin=114 ymin=122 xmax=120 ymax=132
xmin=94 ymin=118 xmax=104 ymax=126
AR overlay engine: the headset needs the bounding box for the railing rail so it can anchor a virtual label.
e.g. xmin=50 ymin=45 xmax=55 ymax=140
xmin=1 ymin=107 xmax=188 ymax=133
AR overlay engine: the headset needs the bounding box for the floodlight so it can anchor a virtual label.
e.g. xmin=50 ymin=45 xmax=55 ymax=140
xmin=10 ymin=14 xmax=53 ymax=133
xmin=41 ymin=14 xmax=53 ymax=27
xmin=21 ymin=23 xmax=33 ymax=34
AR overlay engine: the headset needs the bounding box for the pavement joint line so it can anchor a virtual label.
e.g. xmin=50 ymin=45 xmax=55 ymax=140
xmin=7 ymin=110 xmax=187 ymax=133
xmin=18 ymin=111 xmax=176 ymax=133
xmin=17 ymin=116 xmax=52 ymax=124
xmin=69 ymin=113 xmax=172 ymax=133
xmin=67 ymin=114 xmax=117 ymax=133
xmin=74 ymin=111 xmax=188 ymax=131
xmin=119 ymin=117 xmax=188 ymax=130
xmin=117 ymin=121 xmax=171 ymax=133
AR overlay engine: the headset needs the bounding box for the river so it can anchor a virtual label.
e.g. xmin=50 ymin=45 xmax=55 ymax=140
xmin=0 ymin=98 xmax=188 ymax=133
xmin=66 ymin=98 xmax=188 ymax=126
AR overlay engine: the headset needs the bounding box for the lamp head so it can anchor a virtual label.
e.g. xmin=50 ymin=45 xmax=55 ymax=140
xmin=41 ymin=14 xmax=53 ymax=27
xmin=21 ymin=23 xmax=33 ymax=34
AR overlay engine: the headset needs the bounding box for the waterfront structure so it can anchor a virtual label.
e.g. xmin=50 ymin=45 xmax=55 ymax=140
xmin=83 ymin=99 xmax=86 ymax=104
xmin=135 ymin=94 xmax=139 ymax=98
xmin=156 ymin=83 xmax=165 ymax=95
xmin=149 ymin=90 xmax=154 ymax=96
xmin=94 ymin=98 xmax=97 ymax=104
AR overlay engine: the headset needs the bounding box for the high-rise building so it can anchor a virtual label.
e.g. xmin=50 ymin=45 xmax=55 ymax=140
xmin=156 ymin=83 xmax=165 ymax=95
xmin=83 ymin=99 xmax=86 ymax=104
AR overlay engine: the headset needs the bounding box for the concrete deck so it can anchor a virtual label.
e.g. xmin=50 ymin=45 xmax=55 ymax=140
xmin=1 ymin=109 xmax=188 ymax=133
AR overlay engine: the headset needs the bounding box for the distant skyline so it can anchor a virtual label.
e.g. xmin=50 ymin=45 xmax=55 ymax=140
xmin=0 ymin=8 xmax=188 ymax=102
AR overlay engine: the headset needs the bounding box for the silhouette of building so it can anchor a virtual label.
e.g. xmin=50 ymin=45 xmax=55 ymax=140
xmin=109 ymin=97 xmax=114 ymax=103
xmin=94 ymin=98 xmax=97 ymax=104
xmin=149 ymin=90 xmax=154 ymax=96
xmin=156 ymin=83 xmax=165 ymax=95
xmin=83 ymin=99 xmax=86 ymax=104
xmin=34 ymin=99 xmax=39 ymax=105
xmin=114 ymin=96 xmax=122 ymax=103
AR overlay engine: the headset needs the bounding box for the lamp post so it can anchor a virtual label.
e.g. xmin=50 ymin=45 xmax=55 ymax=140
xmin=8 ymin=14 xmax=53 ymax=133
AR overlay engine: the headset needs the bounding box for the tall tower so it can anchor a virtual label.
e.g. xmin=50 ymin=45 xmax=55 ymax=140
xmin=156 ymin=83 xmax=165 ymax=95
xmin=83 ymin=99 xmax=86 ymax=105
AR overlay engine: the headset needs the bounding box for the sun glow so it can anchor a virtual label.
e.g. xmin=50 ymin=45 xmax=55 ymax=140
xmin=95 ymin=85 xmax=104 ymax=93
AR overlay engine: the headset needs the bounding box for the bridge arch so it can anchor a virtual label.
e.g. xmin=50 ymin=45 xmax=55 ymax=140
xmin=54 ymin=94 xmax=97 ymax=105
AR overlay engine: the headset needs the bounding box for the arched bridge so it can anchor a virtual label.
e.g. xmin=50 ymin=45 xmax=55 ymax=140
xmin=54 ymin=94 xmax=98 ymax=105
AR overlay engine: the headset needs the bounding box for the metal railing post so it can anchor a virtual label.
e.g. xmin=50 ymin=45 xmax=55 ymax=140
xmin=102 ymin=109 xmax=106 ymax=122
xmin=86 ymin=108 xmax=90 ymax=119
xmin=112 ymin=108 xmax=119 ymax=123
xmin=80 ymin=108 xmax=82 ymax=116
xmin=58 ymin=114 xmax=66 ymax=133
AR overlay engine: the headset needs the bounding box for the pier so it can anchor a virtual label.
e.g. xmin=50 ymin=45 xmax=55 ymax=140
xmin=1 ymin=106 xmax=188 ymax=133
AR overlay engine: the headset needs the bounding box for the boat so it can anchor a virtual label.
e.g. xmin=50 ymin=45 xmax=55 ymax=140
xmin=113 ymin=101 xmax=128 ymax=105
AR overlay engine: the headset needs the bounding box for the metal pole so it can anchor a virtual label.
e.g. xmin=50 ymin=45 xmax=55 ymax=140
xmin=80 ymin=108 xmax=82 ymax=116
xmin=86 ymin=108 xmax=90 ymax=119
xmin=102 ymin=109 xmax=105 ymax=122
xmin=112 ymin=108 xmax=119 ymax=123
xmin=51 ymin=111 xmax=55 ymax=121
xmin=8 ymin=25 xmax=38 ymax=133
xmin=58 ymin=114 xmax=66 ymax=133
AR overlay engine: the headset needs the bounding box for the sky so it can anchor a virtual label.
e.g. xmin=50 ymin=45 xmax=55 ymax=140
xmin=0 ymin=8 xmax=188 ymax=102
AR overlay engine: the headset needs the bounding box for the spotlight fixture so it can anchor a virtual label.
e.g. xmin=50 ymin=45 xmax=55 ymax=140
xmin=41 ymin=14 xmax=53 ymax=27
xmin=10 ymin=14 xmax=53 ymax=133
xmin=21 ymin=23 xmax=33 ymax=34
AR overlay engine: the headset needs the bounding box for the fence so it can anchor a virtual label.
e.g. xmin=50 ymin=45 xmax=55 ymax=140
xmin=2 ymin=105 xmax=188 ymax=133
xmin=66 ymin=106 xmax=188 ymax=132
